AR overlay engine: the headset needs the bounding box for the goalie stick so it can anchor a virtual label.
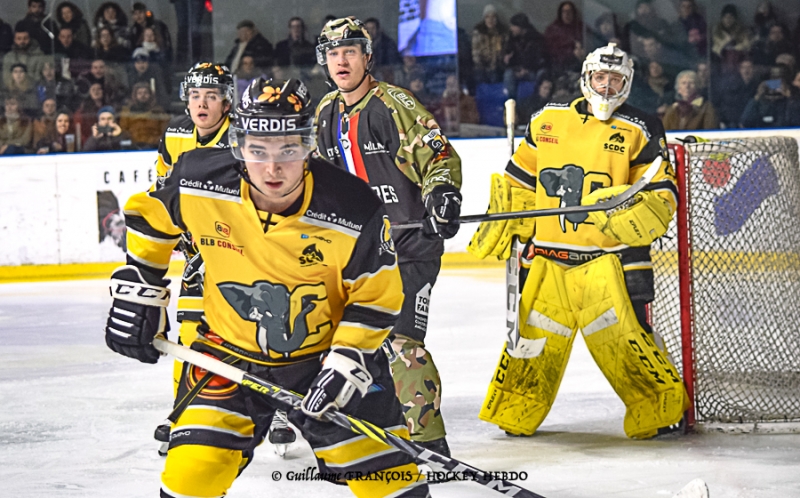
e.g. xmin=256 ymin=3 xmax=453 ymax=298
xmin=152 ymin=337 xmax=546 ymax=498
xmin=392 ymin=155 xmax=665 ymax=230
xmin=151 ymin=338 xmax=709 ymax=498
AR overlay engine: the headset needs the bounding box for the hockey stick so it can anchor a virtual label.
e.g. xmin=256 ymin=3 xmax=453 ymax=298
xmin=152 ymin=337 xmax=546 ymax=498
xmin=393 ymin=156 xmax=665 ymax=230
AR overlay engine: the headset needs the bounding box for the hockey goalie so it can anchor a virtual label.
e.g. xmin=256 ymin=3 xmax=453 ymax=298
xmin=468 ymin=43 xmax=689 ymax=439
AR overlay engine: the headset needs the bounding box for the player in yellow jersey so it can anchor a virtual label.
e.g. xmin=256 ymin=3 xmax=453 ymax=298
xmin=469 ymin=44 xmax=688 ymax=439
xmin=104 ymin=77 xmax=430 ymax=497
xmin=151 ymin=62 xmax=239 ymax=456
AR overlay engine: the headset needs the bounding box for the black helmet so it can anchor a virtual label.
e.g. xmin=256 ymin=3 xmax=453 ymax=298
xmin=179 ymin=62 xmax=234 ymax=103
xmin=316 ymin=17 xmax=372 ymax=66
xmin=229 ymin=77 xmax=316 ymax=163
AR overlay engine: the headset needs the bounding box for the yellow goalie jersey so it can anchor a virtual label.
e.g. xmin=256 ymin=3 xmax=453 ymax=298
xmin=507 ymin=97 xmax=677 ymax=300
xmin=125 ymin=148 xmax=403 ymax=364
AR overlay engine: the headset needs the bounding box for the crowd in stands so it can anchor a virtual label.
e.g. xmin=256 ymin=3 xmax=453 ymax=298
xmin=5 ymin=1 xmax=800 ymax=157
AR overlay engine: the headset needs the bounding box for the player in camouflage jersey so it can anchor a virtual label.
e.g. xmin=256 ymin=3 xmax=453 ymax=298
xmin=314 ymin=17 xmax=462 ymax=457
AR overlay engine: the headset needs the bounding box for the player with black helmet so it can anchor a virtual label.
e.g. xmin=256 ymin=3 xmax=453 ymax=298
xmin=151 ymin=62 xmax=239 ymax=456
xmin=315 ymin=16 xmax=462 ymax=458
xmin=105 ymin=77 xmax=430 ymax=497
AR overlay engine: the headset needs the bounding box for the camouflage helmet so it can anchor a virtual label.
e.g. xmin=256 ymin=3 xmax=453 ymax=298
xmin=179 ymin=62 xmax=235 ymax=103
xmin=316 ymin=17 xmax=372 ymax=66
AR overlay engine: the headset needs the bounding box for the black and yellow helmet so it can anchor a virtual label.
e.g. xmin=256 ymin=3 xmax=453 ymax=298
xmin=179 ymin=62 xmax=234 ymax=102
xmin=229 ymin=77 xmax=316 ymax=163
xmin=316 ymin=17 xmax=372 ymax=66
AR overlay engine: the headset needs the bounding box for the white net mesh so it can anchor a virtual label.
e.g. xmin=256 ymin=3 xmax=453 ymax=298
xmin=652 ymin=137 xmax=800 ymax=424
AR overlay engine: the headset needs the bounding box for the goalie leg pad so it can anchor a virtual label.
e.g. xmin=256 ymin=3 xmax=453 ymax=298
xmin=389 ymin=335 xmax=446 ymax=442
xmin=480 ymin=256 xmax=578 ymax=435
xmin=564 ymin=254 xmax=688 ymax=439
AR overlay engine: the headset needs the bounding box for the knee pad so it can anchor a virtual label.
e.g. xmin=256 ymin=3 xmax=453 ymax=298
xmin=389 ymin=336 xmax=446 ymax=441
xmin=480 ymin=257 xmax=577 ymax=435
xmin=565 ymin=254 xmax=688 ymax=438
xmin=161 ymin=445 xmax=242 ymax=498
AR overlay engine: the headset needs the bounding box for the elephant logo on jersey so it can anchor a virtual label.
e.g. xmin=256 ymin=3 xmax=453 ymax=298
xmin=540 ymin=165 xmax=587 ymax=232
xmin=219 ymin=281 xmax=328 ymax=355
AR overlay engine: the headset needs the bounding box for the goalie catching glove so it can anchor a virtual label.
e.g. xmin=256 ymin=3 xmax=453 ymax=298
xmin=105 ymin=265 xmax=170 ymax=364
xmin=582 ymin=185 xmax=673 ymax=247
xmin=468 ymin=174 xmax=536 ymax=260
xmin=301 ymin=347 xmax=373 ymax=418
xmin=422 ymin=184 xmax=462 ymax=239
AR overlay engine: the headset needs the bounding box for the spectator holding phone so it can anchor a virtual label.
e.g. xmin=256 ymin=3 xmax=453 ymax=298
xmin=83 ymin=105 xmax=131 ymax=151
xmin=741 ymin=64 xmax=800 ymax=128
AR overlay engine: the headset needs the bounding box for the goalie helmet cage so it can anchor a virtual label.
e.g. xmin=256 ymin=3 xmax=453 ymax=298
xmin=652 ymin=138 xmax=800 ymax=432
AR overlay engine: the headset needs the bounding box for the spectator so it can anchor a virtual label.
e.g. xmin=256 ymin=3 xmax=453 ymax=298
xmin=408 ymin=74 xmax=435 ymax=107
xmin=472 ymin=4 xmax=507 ymax=84
xmin=663 ymin=70 xmax=719 ymax=130
xmin=393 ymin=55 xmax=425 ymax=90
xmin=127 ymin=48 xmax=169 ymax=108
xmin=696 ymin=61 xmax=712 ymax=99
xmin=35 ymin=60 xmax=75 ymax=108
xmin=118 ymin=82 xmax=168 ymax=148
xmin=588 ymin=12 xmax=622 ymax=52
xmin=83 ymin=105 xmax=131 ymax=151
xmin=712 ymin=5 xmax=752 ymax=74
xmin=629 ymin=60 xmax=674 ymax=117
xmin=752 ymin=24 xmax=793 ymax=69
xmin=93 ymin=26 xmax=131 ymax=64
xmin=55 ymin=2 xmax=92 ymax=47
xmin=76 ymin=59 xmax=125 ymax=105
xmin=544 ymin=2 xmax=583 ymax=78
xmin=35 ymin=109 xmax=74 ymax=153
xmin=0 ymin=17 xmax=14 ymax=56
xmin=75 ymin=82 xmax=108 ymax=143
xmin=457 ymin=26 xmax=474 ymax=94
xmin=128 ymin=2 xmax=172 ymax=63
xmin=6 ymin=63 xmax=39 ymax=116
xmin=2 ymin=27 xmax=46 ymax=89
xmin=364 ymin=17 xmax=401 ymax=80
xmin=624 ymin=0 xmax=671 ymax=58
xmin=502 ymin=13 xmax=545 ymax=99
xmin=32 ymin=97 xmax=58 ymax=146
xmin=15 ymin=0 xmax=51 ymax=54
xmin=715 ymin=59 xmax=760 ymax=128
xmin=740 ymin=64 xmax=800 ymax=128
xmin=753 ymin=1 xmax=778 ymax=42
xmin=224 ymin=20 xmax=273 ymax=73
xmin=54 ymin=26 xmax=93 ymax=78
xmin=274 ymin=17 xmax=315 ymax=71
xmin=93 ymin=2 xmax=130 ymax=48
xmin=639 ymin=35 xmax=683 ymax=81
xmin=776 ymin=53 xmax=797 ymax=79
xmin=0 ymin=96 xmax=33 ymax=154
xmin=519 ymin=78 xmax=554 ymax=121
xmin=671 ymin=0 xmax=707 ymax=58
xmin=439 ymin=73 xmax=478 ymax=131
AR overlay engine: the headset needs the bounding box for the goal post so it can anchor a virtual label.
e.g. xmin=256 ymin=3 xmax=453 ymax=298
xmin=653 ymin=137 xmax=800 ymax=431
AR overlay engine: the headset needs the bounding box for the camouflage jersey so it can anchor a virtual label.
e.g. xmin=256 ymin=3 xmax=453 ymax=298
xmin=124 ymin=148 xmax=403 ymax=365
xmin=315 ymin=80 xmax=462 ymax=263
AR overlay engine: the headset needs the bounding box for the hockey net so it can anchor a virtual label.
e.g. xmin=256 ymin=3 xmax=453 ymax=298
xmin=652 ymin=137 xmax=800 ymax=430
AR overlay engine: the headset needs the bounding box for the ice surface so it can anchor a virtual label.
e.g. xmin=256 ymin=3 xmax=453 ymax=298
xmin=1 ymin=269 xmax=798 ymax=497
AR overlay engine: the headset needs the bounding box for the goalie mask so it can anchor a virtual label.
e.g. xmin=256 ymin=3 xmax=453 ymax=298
xmin=179 ymin=62 xmax=235 ymax=103
xmin=580 ymin=43 xmax=634 ymax=121
xmin=229 ymin=77 xmax=316 ymax=165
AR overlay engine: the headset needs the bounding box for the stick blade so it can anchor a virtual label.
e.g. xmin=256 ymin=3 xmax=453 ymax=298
xmin=672 ymin=478 xmax=709 ymax=498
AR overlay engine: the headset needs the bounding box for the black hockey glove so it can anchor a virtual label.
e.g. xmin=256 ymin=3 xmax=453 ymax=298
xmin=105 ymin=265 xmax=171 ymax=364
xmin=422 ymin=184 xmax=462 ymax=239
xmin=301 ymin=347 xmax=373 ymax=419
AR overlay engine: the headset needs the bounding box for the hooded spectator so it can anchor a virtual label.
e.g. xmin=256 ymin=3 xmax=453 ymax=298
xmin=35 ymin=109 xmax=74 ymax=153
xmin=712 ymin=5 xmax=752 ymax=73
xmin=93 ymin=2 xmax=130 ymax=48
xmin=224 ymin=20 xmax=274 ymax=73
xmin=544 ymin=2 xmax=583 ymax=78
xmin=15 ymin=0 xmax=52 ymax=54
xmin=502 ymin=13 xmax=545 ymax=98
xmin=663 ymin=70 xmax=719 ymax=130
xmin=0 ymin=96 xmax=33 ymax=154
xmin=55 ymin=2 xmax=92 ymax=47
xmin=2 ymin=27 xmax=46 ymax=89
xmin=472 ymin=4 xmax=508 ymax=84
